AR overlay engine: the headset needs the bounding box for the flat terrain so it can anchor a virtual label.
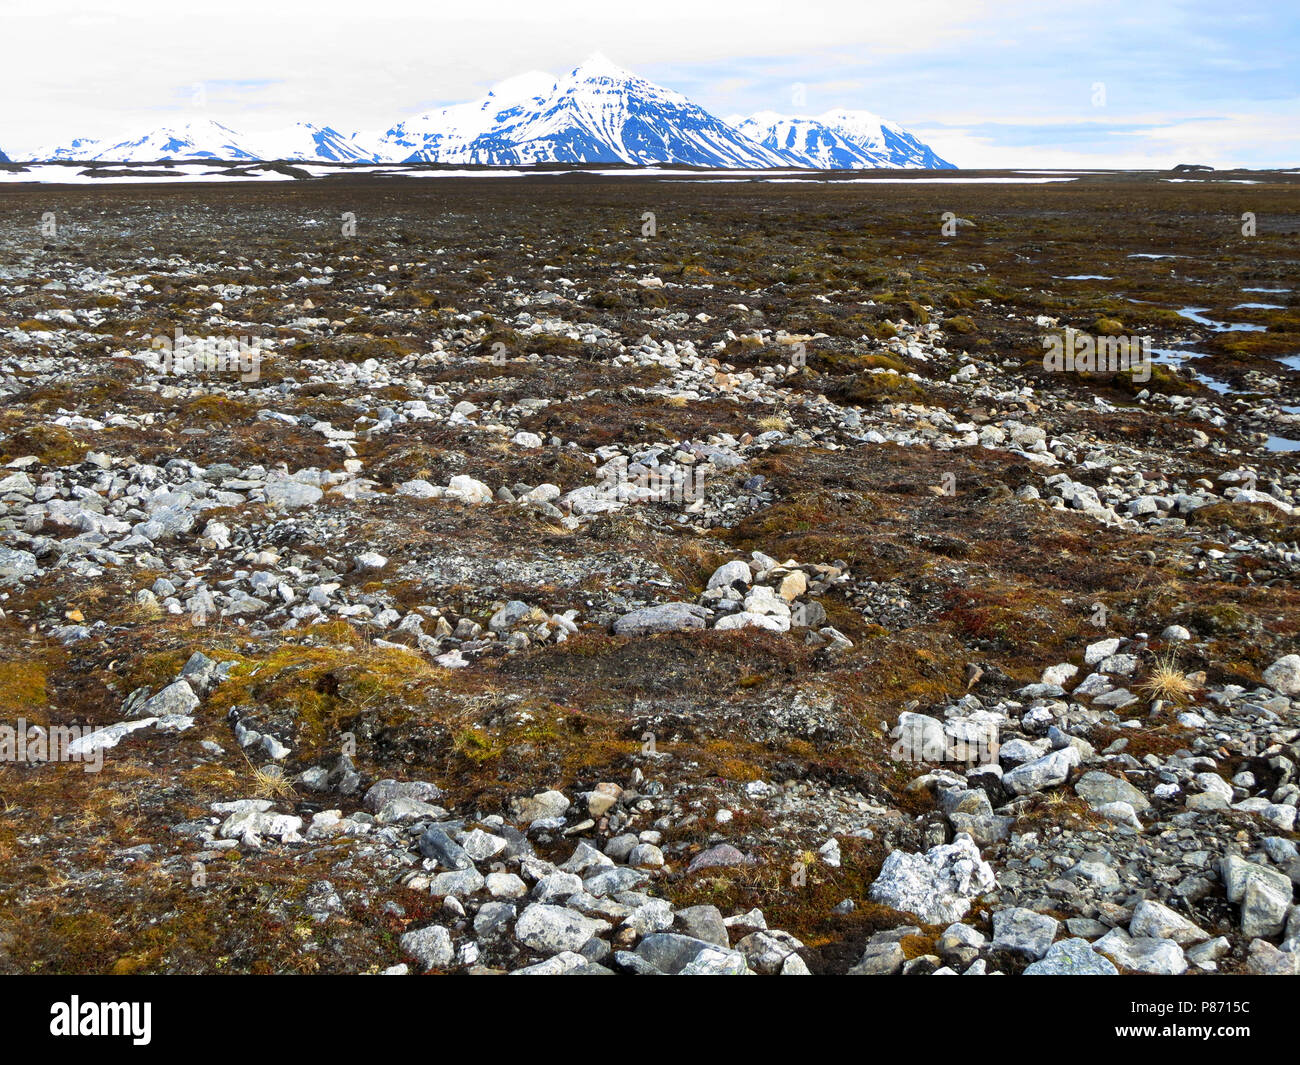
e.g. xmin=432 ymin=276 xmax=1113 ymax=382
xmin=0 ymin=170 xmax=1297 ymax=975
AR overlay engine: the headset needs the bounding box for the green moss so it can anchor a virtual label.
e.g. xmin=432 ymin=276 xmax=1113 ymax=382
xmin=180 ymin=395 xmax=258 ymax=425
xmin=208 ymin=639 xmax=446 ymax=750
xmin=0 ymin=660 xmax=50 ymax=713
xmin=0 ymin=423 xmax=90 ymax=466
xmin=830 ymin=370 xmax=925 ymax=406
xmin=900 ymin=300 xmax=930 ymax=325
xmin=1188 ymin=602 xmax=1253 ymax=635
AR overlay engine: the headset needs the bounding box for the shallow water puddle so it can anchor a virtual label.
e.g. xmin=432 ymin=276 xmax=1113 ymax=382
xmin=1176 ymin=306 xmax=1266 ymax=332
xmin=1150 ymin=346 xmax=1233 ymax=394
xmin=1151 ymin=346 xmax=1300 ymax=448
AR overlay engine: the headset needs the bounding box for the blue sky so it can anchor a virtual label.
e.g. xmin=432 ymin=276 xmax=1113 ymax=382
xmin=3 ymin=0 xmax=1296 ymax=166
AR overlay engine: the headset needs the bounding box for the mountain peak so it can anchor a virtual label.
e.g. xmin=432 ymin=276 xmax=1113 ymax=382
xmin=570 ymin=53 xmax=637 ymax=81
xmin=170 ymin=117 xmax=242 ymax=136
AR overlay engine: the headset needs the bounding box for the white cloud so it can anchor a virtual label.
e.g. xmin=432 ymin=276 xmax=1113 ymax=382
xmin=918 ymin=103 xmax=1300 ymax=169
xmin=1 ymin=0 xmax=1013 ymax=151
xmin=1 ymin=0 xmax=1293 ymax=167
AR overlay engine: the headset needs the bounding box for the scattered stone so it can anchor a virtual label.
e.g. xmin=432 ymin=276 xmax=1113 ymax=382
xmin=399 ymin=925 xmax=454 ymax=970
xmin=1093 ymin=928 xmax=1188 ymax=975
xmin=991 ymin=907 xmax=1060 ymax=960
xmin=514 ymin=904 xmax=610 ymax=955
xmin=1024 ymin=938 xmax=1120 ymax=976
xmin=869 ymin=834 xmax=996 ymax=924
xmin=1262 ymin=654 xmax=1300 ymax=695
xmin=612 ymin=602 xmax=709 ymax=636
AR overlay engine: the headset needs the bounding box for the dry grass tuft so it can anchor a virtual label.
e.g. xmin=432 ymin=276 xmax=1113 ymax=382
xmin=243 ymin=754 xmax=298 ymax=801
xmin=1137 ymin=650 xmax=1198 ymax=705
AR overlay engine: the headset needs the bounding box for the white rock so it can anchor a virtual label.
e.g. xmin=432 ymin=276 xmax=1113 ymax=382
xmin=707 ymin=560 xmax=752 ymax=589
xmin=446 ymin=475 xmax=493 ymax=504
xmin=397 ymin=478 xmax=439 ymax=498
xmin=1129 ymin=900 xmax=1209 ymax=945
xmin=1041 ymin=663 xmax=1078 ymax=687
xmin=714 ymin=611 xmax=788 ymax=632
xmin=1093 ymin=928 xmax=1187 ymax=975
xmin=1262 ymin=654 xmax=1300 ymax=695
xmin=514 ymin=904 xmax=610 ymax=955
xmin=399 ymin=925 xmax=455 ymax=970
xmin=1084 ymin=638 xmax=1121 ymax=665
xmin=868 ymin=833 xmax=995 ymax=924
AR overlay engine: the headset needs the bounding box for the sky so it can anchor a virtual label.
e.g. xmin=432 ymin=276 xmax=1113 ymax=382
xmin=2 ymin=0 xmax=1296 ymax=167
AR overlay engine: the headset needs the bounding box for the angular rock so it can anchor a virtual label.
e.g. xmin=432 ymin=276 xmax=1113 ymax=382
xmin=991 ymin=907 xmax=1059 ymax=960
xmin=673 ymin=905 xmax=730 ymax=947
xmin=1129 ymin=899 xmax=1209 ymax=945
xmin=1074 ymin=770 xmax=1151 ymax=812
xmin=1092 ymin=928 xmax=1187 ymax=975
xmin=364 ymin=778 xmax=443 ymax=812
xmin=1024 ymin=938 xmax=1119 ymax=975
xmin=613 ymin=602 xmax=709 ymax=636
xmin=400 ymin=925 xmax=454 ymax=970
xmin=1263 ymin=654 xmax=1300 ymax=695
xmin=514 ymin=903 xmax=610 ymax=955
xmin=869 ymin=834 xmax=995 ymax=924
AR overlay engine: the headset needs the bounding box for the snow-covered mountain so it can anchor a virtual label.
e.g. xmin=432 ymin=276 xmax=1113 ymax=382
xmin=249 ymin=122 xmax=373 ymax=163
xmin=374 ymin=56 xmax=799 ymax=167
xmin=28 ymin=136 xmax=104 ymax=162
xmin=817 ymin=109 xmax=953 ymax=169
xmin=730 ymin=111 xmax=889 ymax=169
xmin=0 ymin=146 xmax=9 ymax=163
xmin=34 ymin=120 xmax=367 ymax=165
xmin=38 ymin=120 xmax=261 ymax=163
xmin=372 ymin=70 xmax=558 ymax=163
xmin=34 ymin=57 xmax=953 ymax=169
xmin=731 ymin=109 xmax=953 ymax=169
